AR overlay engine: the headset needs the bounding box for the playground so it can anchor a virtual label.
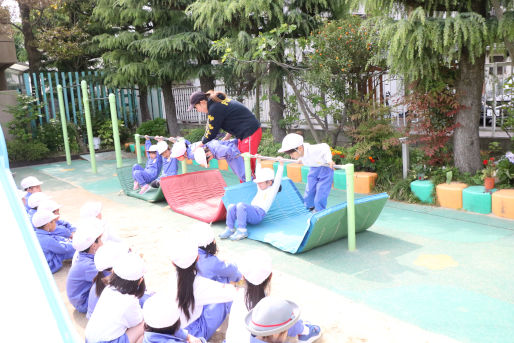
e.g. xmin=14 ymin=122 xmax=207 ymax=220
xmin=11 ymin=154 xmax=514 ymax=343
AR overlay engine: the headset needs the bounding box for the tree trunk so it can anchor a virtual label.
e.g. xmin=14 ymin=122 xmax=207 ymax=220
xmin=18 ymin=1 xmax=42 ymax=74
xmin=199 ymin=74 xmax=215 ymax=92
xmin=138 ymin=86 xmax=152 ymax=122
xmin=268 ymin=65 xmax=286 ymax=143
xmin=161 ymin=82 xmax=180 ymax=136
xmin=453 ymin=50 xmax=484 ymax=173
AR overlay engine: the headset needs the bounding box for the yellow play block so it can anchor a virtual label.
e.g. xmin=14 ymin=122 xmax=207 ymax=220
xmin=260 ymin=160 xmax=274 ymax=170
xmin=492 ymin=189 xmax=514 ymax=219
xmin=218 ymin=159 xmax=229 ymax=170
xmin=354 ymin=172 xmax=378 ymax=194
xmin=286 ymin=163 xmax=303 ymax=183
xmin=186 ymin=159 xmax=193 ymax=165
xmin=436 ymin=182 xmax=467 ymax=209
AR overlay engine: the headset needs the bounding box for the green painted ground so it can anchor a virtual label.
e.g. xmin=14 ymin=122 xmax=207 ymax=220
xmin=13 ymin=158 xmax=514 ymax=343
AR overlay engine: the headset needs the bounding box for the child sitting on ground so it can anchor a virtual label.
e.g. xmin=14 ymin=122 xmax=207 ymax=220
xmin=39 ymin=199 xmax=76 ymax=238
xmin=80 ymin=201 xmax=122 ymax=243
xmin=279 ymin=133 xmax=334 ymax=213
xmin=133 ymin=136 xmax=163 ymax=195
xmin=27 ymin=192 xmax=50 ymax=219
xmin=150 ymin=138 xmax=179 ymax=188
xmin=219 ymin=157 xmax=284 ymax=241
xmin=32 ymin=210 xmax=75 ymax=273
xmin=20 ymin=176 xmax=43 ymax=212
xmin=66 ymin=218 xmax=104 ymax=313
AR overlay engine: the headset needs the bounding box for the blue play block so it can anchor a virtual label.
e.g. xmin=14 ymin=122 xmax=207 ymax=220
xmin=462 ymin=186 xmax=495 ymax=214
xmin=333 ymin=170 xmax=347 ymax=190
xmin=208 ymin=159 xmax=218 ymax=169
xmin=301 ymin=166 xmax=310 ymax=183
xmin=273 ymin=162 xmax=289 ymax=177
xmin=410 ymin=180 xmax=434 ymax=204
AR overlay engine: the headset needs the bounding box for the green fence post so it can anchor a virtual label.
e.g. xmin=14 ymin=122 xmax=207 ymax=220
xmin=346 ymin=163 xmax=356 ymax=251
xmin=135 ymin=134 xmax=142 ymax=164
xmin=57 ymin=85 xmax=72 ymax=166
xmin=81 ymin=80 xmax=97 ymax=173
xmin=109 ymin=94 xmax=123 ymax=168
xmin=242 ymin=152 xmax=252 ymax=182
xmin=181 ymin=160 xmax=187 ymax=174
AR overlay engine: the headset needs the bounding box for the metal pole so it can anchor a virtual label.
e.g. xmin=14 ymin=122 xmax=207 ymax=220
xmin=109 ymin=94 xmax=123 ymax=168
xmin=81 ymin=80 xmax=97 ymax=173
xmin=346 ymin=163 xmax=356 ymax=251
xmin=181 ymin=160 xmax=187 ymax=174
xmin=242 ymin=152 xmax=252 ymax=182
xmin=57 ymin=85 xmax=72 ymax=166
xmin=135 ymin=134 xmax=142 ymax=164
xmin=399 ymin=137 xmax=409 ymax=179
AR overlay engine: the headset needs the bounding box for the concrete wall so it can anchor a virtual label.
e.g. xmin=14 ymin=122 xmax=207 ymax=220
xmin=0 ymin=90 xmax=17 ymax=141
xmin=0 ymin=35 xmax=17 ymax=91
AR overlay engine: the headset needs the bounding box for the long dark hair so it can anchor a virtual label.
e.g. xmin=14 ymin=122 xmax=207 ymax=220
xmin=93 ymin=270 xmax=111 ymax=297
xmin=109 ymin=272 xmax=146 ymax=299
xmin=206 ymin=90 xmax=227 ymax=103
xmin=176 ymin=261 xmax=197 ymax=321
xmin=199 ymin=241 xmax=217 ymax=256
xmin=144 ymin=320 xmax=181 ymax=335
xmin=244 ymin=273 xmax=272 ymax=311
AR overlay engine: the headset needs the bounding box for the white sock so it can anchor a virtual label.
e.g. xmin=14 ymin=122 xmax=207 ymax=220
xmin=238 ymin=228 xmax=247 ymax=232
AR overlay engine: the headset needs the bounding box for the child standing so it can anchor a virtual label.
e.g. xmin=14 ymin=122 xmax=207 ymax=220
xmin=32 ymin=210 xmax=75 ymax=273
xmin=278 ymin=133 xmax=334 ymax=212
xmin=66 ymin=218 xmax=104 ymax=313
xmin=220 ymin=157 xmax=284 ymax=240
xmin=20 ymin=176 xmax=43 ymax=212
xmin=133 ymin=136 xmax=163 ymax=194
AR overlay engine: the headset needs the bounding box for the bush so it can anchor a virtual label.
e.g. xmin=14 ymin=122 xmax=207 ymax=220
xmin=258 ymin=130 xmax=282 ymax=157
xmin=182 ymin=127 xmax=206 ymax=143
xmin=6 ymin=94 xmax=41 ymax=142
xmin=136 ymin=118 xmax=168 ymax=137
xmin=97 ymin=120 xmax=131 ymax=148
xmin=7 ymin=139 xmax=50 ymax=162
xmin=38 ymin=119 xmax=80 ymax=154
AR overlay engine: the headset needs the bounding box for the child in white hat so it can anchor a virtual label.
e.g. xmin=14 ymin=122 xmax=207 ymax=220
xmin=80 ymin=201 xmax=122 ymax=243
xmin=86 ymin=252 xmax=147 ymax=343
xmin=150 ymin=138 xmax=179 ymax=189
xmin=32 ymin=209 xmax=75 ymax=273
xmin=220 ymin=157 xmax=284 ymax=240
xmin=86 ymin=242 xmax=129 ymax=319
xmin=225 ymin=250 xmax=321 ymax=343
xmin=195 ymin=224 xmax=241 ymax=284
xmin=27 ymin=192 xmax=50 ymax=221
xmin=132 ymin=136 xmax=163 ymax=195
xmin=20 ymin=176 xmax=43 ymax=212
xmin=39 ymin=199 xmax=76 ymax=239
xmin=142 ymin=293 xmax=207 ymax=343
xmin=278 ymin=133 xmax=334 ymax=213
xmin=66 ymin=218 xmax=104 ymax=314
xmin=168 ymin=235 xmax=236 ymax=340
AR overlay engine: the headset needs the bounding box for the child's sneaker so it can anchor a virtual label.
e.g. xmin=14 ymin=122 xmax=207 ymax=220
xmin=298 ymin=324 xmax=321 ymax=343
xmin=219 ymin=227 xmax=235 ymax=239
xmin=133 ymin=181 xmax=139 ymax=190
xmin=139 ymin=184 xmax=150 ymax=194
xmin=229 ymin=229 xmax=248 ymax=241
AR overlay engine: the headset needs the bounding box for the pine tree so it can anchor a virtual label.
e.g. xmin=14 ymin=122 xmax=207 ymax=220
xmin=358 ymin=0 xmax=514 ymax=173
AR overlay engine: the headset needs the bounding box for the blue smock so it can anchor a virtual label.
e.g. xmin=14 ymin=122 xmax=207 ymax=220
xmin=133 ymin=140 xmax=163 ymax=185
xmin=66 ymin=252 xmax=98 ymax=313
xmin=143 ymin=332 xmax=204 ymax=343
xmin=196 ymin=248 xmax=241 ymax=284
xmin=159 ymin=157 xmax=178 ymax=179
xmin=54 ymin=219 xmax=76 ymax=238
xmin=206 ymin=140 xmax=246 ymax=182
xmin=23 ymin=192 xmax=32 ymax=212
xmin=35 ymin=229 xmax=75 ymax=273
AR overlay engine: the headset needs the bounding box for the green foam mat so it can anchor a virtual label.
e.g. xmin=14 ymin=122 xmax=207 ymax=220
xmin=117 ymin=164 xmax=165 ymax=202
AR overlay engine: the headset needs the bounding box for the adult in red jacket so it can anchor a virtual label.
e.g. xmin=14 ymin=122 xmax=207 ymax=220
xmin=189 ymin=90 xmax=262 ymax=175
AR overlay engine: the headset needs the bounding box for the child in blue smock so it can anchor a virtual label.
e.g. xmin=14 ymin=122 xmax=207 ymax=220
xmin=150 ymin=139 xmax=179 ymax=188
xmin=205 ymin=139 xmax=246 ymax=182
xmin=32 ymin=210 xmax=75 ymax=273
xmin=66 ymin=217 xmax=104 ymax=313
xmin=39 ymin=199 xmax=76 ymax=238
xmin=279 ymin=133 xmax=334 ymax=212
xmin=20 ymin=176 xmax=43 ymax=212
xmin=27 ymin=192 xmax=50 ymax=222
xmin=220 ymin=157 xmax=284 ymax=241
xmin=133 ymin=136 xmax=163 ymax=194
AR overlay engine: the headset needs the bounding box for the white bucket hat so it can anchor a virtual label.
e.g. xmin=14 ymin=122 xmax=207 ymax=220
xmin=156 ymin=141 xmax=170 ymax=155
xmin=32 ymin=210 xmax=58 ymax=228
xmin=28 ymin=192 xmax=50 ymax=209
xmin=169 ymin=235 xmax=199 ymax=269
xmin=20 ymin=176 xmax=43 ymax=190
xmin=170 ymin=141 xmax=187 ymax=158
xmin=245 ymin=296 xmax=301 ymax=336
xmin=143 ymin=292 xmax=181 ymax=329
xmin=80 ymin=202 xmax=102 ymax=219
xmin=38 ymin=199 xmax=61 ymax=213
xmin=238 ymin=250 xmax=272 ymax=285
xmin=195 ymin=223 xmax=215 ymax=247
xmin=113 ymin=252 xmax=146 ymax=281
xmin=148 ymin=145 xmax=159 ymax=153
xmin=253 ymin=168 xmax=275 ymax=184
xmin=278 ymin=133 xmax=303 ymax=153
xmin=72 ymin=218 xmax=105 ymax=251
xmin=94 ymin=242 xmax=129 ymax=272
xmin=192 ymin=143 xmax=208 ymax=168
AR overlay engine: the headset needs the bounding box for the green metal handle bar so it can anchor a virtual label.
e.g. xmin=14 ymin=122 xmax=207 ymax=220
xmin=57 ymin=85 xmax=71 ymax=166
xmin=134 ymin=134 xmax=187 ymax=174
xmin=243 ymin=153 xmax=348 ymax=170
xmin=81 ymin=80 xmax=97 ymax=173
xmin=135 ymin=135 xmax=178 ymax=142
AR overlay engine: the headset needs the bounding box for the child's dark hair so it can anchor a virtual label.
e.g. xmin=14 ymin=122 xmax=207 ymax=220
xmin=244 ymin=273 xmax=272 ymax=311
xmin=109 ymin=272 xmax=146 ymax=299
xmin=176 ymin=261 xmax=197 ymax=321
xmin=199 ymin=241 xmax=217 ymax=256
xmin=283 ymin=148 xmax=297 ymax=155
xmin=144 ymin=320 xmax=181 ymax=335
xmin=93 ymin=270 xmax=111 ymax=297
xmin=81 ymin=236 xmax=101 ymax=254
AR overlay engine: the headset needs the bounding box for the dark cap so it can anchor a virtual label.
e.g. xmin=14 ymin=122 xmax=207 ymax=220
xmin=188 ymin=91 xmax=208 ymax=111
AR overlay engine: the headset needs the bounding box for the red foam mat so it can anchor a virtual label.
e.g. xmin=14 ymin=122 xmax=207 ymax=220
xmin=160 ymin=170 xmax=227 ymax=223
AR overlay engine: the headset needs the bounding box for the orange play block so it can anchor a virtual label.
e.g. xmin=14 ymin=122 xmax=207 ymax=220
xmin=435 ymin=182 xmax=467 ymax=209
xmin=260 ymin=160 xmax=274 ymax=170
xmin=286 ymin=163 xmax=303 ymax=183
xmin=354 ymin=172 xmax=378 ymax=194
xmin=492 ymin=189 xmax=514 ymax=219
xmin=218 ymin=159 xmax=229 ymax=170
xmin=186 ymin=159 xmax=193 ymax=165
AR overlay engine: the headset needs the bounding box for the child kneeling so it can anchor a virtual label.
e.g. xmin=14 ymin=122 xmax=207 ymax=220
xmin=220 ymin=157 xmax=284 ymax=241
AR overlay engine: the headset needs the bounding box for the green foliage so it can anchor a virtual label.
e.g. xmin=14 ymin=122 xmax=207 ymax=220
xmin=257 ymin=130 xmax=282 ymax=157
xmin=182 ymin=127 xmax=206 ymax=143
xmin=38 ymin=119 xmax=80 ymax=154
xmin=7 ymin=139 xmax=50 ymax=162
xmin=495 ymin=154 xmax=514 ymax=188
xmin=136 ymin=118 xmax=168 ymax=137
xmin=97 ymin=120 xmax=130 ymax=148
xmin=6 ymin=95 xmax=41 ymax=142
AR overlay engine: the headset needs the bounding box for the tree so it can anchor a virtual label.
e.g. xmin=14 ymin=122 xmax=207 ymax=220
xmin=358 ymin=0 xmax=514 ymax=173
